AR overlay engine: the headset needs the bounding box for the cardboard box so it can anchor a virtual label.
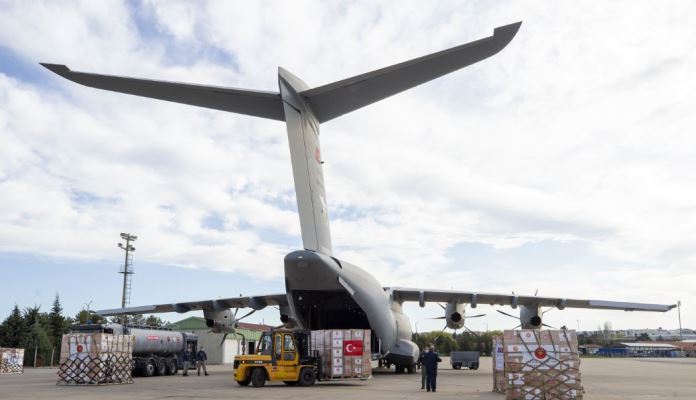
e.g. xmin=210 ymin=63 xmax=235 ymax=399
xmin=494 ymin=330 xmax=582 ymax=399
xmin=312 ymin=329 xmax=371 ymax=380
xmin=0 ymin=348 xmax=24 ymax=374
xmin=57 ymin=333 xmax=133 ymax=385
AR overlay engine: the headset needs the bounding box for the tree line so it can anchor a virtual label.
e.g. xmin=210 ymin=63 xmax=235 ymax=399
xmin=0 ymin=295 xmax=165 ymax=367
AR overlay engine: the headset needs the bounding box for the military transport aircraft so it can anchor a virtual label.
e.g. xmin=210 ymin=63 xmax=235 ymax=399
xmin=42 ymin=22 xmax=675 ymax=371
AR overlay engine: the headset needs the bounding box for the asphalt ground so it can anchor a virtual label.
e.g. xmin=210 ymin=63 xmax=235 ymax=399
xmin=1 ymin=357 xmax=695 ymax=399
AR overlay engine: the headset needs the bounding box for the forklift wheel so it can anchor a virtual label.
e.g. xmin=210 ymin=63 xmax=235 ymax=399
xmin=298 ymin=368 xmax=316 ymax=387
xmin=251 ymin=368 xmax=266 ymax=387
xmin=236 ymin=379 xmax=251 ymax=386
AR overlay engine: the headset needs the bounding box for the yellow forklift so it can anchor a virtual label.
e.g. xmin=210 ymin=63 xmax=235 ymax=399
xmin=233 ymin=328 xmax=321 ymax=387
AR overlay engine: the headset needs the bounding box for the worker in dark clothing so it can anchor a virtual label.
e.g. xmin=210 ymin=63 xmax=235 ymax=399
xmin=196 ymin=347 xmax=209 ymax=376
xmin=418 ymin=346 xmax=429 ymax=389
xmin=181 ymin=345 xmax=193 ymax=376
xmin=423 ymin=345 xmax=442 ymax=392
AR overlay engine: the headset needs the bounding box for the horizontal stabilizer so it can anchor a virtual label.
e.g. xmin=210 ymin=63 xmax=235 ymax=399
xmin=40 ymin=63 xmax=285 ymax=121
xmin=302 ymin=22 xmax=522 ymax=123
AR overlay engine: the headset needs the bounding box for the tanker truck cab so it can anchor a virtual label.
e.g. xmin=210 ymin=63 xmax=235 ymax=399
xmin=233 ymin=329 xmax=318 ymax=387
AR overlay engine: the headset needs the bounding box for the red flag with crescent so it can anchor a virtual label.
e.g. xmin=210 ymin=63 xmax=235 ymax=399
xmin=343 ymin=340 xmax=363 ymax=356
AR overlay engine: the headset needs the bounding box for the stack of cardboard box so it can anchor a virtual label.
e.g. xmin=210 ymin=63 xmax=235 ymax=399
xmin=493 ymin=330 xmax=582 ymax=399
xmin=57 ymin=333 xmax=134 ymax=385
xmin=0 ymin=348 xmax=24 ymax=374
xmin=310 ymin=329 xmax=371 ymax=380
xmin=492 ymin=336 xmax=506 ymax=393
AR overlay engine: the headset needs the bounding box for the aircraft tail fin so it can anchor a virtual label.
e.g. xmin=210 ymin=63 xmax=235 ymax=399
xmin=39 ymin=63 xmax=285 ymax=121
xmin=302 ymin=22 xmax=521 ymax=123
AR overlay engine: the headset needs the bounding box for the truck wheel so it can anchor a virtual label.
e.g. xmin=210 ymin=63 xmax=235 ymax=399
xmin=298 ymin=368 xmax=316 ymax=387
xmin=471 ymin=363 xmax=479 ymax=370
xmin=453 ymin=364 xmax=462 ymax=370
xmin=142 ymin=360 xmax=156 ymax=377
xmin=251 ymin=368 xmax=266 ymax=388
xmin=406 ymin=364 xmax=415 ymax=374
xmin=155 ymin=359 xmax=167 ymax=376
xmin=166 ymin=359 xmax=177 ymax=375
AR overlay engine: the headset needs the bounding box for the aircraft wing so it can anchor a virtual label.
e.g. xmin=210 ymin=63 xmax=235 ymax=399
xmin=389 ymin=288 xmax=675 ymax=312
xmin=39 ymin=63 xmax=285 ymax=121
xmin=302 ymin=22 xmax=522 ymax=123
xmin=96 ymin=293 xmax=288 ymax=316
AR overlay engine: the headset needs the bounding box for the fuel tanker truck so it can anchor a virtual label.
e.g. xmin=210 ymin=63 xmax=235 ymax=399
xmin=69 ymin=323 xmax=198 ymax=377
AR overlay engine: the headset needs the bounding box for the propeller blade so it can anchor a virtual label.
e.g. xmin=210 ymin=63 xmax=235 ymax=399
xmin=236 ymin=309 xmax=256 ymax=321
xmin=464 ymin=326 xmax=479 ymax=337
xmin=496 ymin=310 xmax=519 ymax=319
xmin=428 ymin=317 xmax=447 ymax=320
xmin=542 ymin=323 xmax=558 ymax=329
xmin=441 ymin=325 xmax=448 ymax=332
xmin=438 ymin=303 xmax=446 ymax=310
xmin=219 ymin=333 xmax=228 ymax=348
xmin=463 ymin=313 xmax=486 ymax=319
xmin=542 ymin=307 xmax=555 ymax=315
xmin=534 ymin=289 xmax=539 ymax=297
xmin=234 ymin=308 xmax=239 ymax=317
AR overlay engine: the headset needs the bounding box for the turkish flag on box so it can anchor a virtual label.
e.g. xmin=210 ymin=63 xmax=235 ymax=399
xmin=343 ymin=340 xmax=363 ymax=356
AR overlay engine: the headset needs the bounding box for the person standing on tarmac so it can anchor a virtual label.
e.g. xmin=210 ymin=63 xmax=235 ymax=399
xmin=423 ymin=345 xmax=442 ymax=392
xmin=196 ymin=347 xmax=209 ymax=376
xmin=419 ymin=346 xmax=429 ymax=390
xmin=181 ymin=345 xmax=193 ymax=376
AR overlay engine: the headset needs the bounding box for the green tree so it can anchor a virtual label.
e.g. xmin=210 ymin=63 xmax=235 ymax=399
xmin=22 ymin=306 xmax=52 ymax=367
xmin=145 ymin=315 xmax=165 ymax=327
xmin=413 ymin=331 xmax=457 ymax=355
xmin=74 ymin=310 xmax=105 ymax=325
xmin=48 ymin=294 xmax=68 ymax=352
xmin=0 ymin=305 xmax=29 ymax=348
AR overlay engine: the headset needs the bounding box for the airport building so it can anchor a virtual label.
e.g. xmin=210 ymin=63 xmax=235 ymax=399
xmin=167 ymin=317 xmax=271 ymax=364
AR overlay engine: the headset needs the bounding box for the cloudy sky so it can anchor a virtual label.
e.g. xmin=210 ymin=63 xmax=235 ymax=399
xmin=1 ymin=1 xmax=693 ymax=333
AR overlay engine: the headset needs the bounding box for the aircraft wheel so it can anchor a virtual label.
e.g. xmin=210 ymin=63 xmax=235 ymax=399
xmin=298 ymin=368 xmax=316 ymax=386
xmin=251 ymin=368 xmax=266 ymax=387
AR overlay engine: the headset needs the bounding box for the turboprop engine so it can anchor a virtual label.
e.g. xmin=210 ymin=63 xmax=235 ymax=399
xmin=203 ymin=309 xmax=236 ymax=333
xmin=431 ymin=302 xmax=485 ymax=332
xmin=519 ymin=305 xmax=542 ymax=329
xmin=444 ymin=302 xmax=465 ymax=330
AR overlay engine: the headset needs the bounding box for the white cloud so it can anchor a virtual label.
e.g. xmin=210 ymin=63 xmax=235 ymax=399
xmin=0 ymin=1 xmax=694 ymax=329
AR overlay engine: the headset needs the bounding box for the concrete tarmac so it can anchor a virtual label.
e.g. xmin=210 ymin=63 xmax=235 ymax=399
xmin=1 ymin=357 xmax=695 ymax=399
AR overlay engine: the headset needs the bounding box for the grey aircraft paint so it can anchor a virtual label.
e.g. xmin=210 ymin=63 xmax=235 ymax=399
xmin=44 ymin=22 xmax=675 ymax=369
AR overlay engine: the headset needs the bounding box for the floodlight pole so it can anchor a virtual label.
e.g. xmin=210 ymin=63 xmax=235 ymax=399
xmin=118 ymin=233 xmax=137 ymax=324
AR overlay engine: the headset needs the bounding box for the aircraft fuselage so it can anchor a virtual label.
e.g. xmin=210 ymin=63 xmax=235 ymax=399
xmin=284 ymin=250 xmax=419 ymax=366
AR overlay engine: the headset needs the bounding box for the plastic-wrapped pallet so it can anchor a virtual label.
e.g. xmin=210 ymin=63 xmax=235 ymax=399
xmin=499 ymin=329 xmax=583 ymax=400
xmin=312 ymin=329 xmax=371 ymax=380
xmin=0 ymin=348 xmax=24 ymax=374
xmin=492 ymin=336 xmax=505 ymax=393
xmin=57 ymin=333 xmax=134 ymax=385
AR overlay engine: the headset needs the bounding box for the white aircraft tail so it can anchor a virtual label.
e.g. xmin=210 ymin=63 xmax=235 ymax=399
xmin=41 ymin=22 xmax=522 ymax=255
